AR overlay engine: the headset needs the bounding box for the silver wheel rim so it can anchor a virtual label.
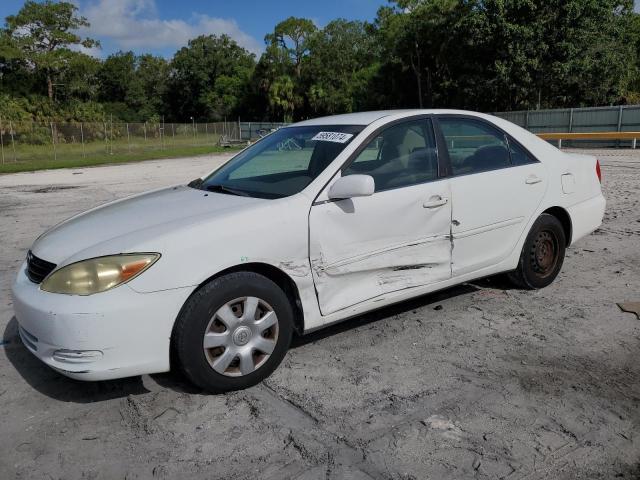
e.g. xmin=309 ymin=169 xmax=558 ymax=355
xmin=203 ymin=297 xmax=279 ymax=377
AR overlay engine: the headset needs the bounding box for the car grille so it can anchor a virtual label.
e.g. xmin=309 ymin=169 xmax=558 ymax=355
xmin=26 ymin=251 xmax=56 ymax=284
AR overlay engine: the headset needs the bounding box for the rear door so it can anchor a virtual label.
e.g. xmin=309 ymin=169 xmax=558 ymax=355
xmin=435 ymin=115 xmax=547 ymax=275
xmin=309 ymin=118 xmax=452 ymax=315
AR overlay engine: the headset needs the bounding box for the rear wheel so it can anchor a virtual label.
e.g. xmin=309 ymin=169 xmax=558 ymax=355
xmin=508 ymin=213 xmax=566 ymax=289
xmin=173 ymin=272 xmax=294 ymax=393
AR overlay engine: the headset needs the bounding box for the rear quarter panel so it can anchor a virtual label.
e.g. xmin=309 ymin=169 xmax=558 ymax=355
xmin=490 ymin=115 xmax=605 ymax=246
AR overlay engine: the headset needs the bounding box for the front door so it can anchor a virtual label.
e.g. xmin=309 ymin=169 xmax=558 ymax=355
xmin=309 ymin=118 xmax=452 ymax=315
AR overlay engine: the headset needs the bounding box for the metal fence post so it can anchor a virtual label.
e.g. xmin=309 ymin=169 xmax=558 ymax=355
xmin=161 ymin=117 xmax=165 ymax=150
xmin=9 ymin=121 xmax=16 ymax=162
xmin=109 ymin=115 xmax=114 ymax=155
xmin=617 ymin=105 xmax=623 ymax=132
xmin=80 ymin=123 xmax=85 ymax=158
xmin=569 ymin=108 xmax=574 ymax=133
xmin=0 ymin=116 xmax=4 ymax=164
xmin=50 ymin=122 xmax=57 ymax=161
xmin=126 ymin=123 xmax=131 ymax=152
xmin=144 ymin=122 xmax=147 ymax=142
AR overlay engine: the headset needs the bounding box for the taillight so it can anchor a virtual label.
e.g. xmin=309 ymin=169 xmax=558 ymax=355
xmin=595 ymin=159 xmax=602 ymax=183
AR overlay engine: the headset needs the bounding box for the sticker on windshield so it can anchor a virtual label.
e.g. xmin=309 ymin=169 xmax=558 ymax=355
xmin=311 ymin=132 xmax=354 ymax=143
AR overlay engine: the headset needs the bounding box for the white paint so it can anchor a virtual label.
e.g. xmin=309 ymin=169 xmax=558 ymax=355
xmin=449 ymin=162 xmax=547 ymax=275
xmin=12 ymin=109 xmax=606 ymax=381
xmin=561 ymin=173 xmax=576 ymax=194
xmin=310 ymin=179 xmax=452 ymax=314
xmin=327 ymin=174 xmax=374 ymax=199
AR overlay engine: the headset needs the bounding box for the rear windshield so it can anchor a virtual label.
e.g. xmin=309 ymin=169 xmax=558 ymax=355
xmin=195 ymin=125 xmax=364 ymax=199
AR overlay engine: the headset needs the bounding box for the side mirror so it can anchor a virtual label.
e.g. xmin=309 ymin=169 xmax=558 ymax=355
xmin=328 ymin=174 xmax=375 ymax=200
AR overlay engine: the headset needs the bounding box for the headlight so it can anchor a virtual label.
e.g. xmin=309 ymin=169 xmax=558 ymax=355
xmin=41 ymin=253 xmax=160 ymax=295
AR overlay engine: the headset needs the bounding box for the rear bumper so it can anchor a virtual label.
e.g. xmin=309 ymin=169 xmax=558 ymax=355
xmin=11 ymin=262 xmax=193 ymax=381
xmin=567 ymin=194 xmax=606 ymax=246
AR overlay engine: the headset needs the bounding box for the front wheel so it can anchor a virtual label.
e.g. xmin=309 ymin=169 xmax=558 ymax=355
xmin=173 ymin=272 xmax=294 ymax=393
xmin=508 ymin=213 xmax=566 ymax=289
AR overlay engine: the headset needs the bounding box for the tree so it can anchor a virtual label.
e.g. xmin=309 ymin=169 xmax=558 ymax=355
xmin=304 ymin=19 xmax=380 ymax=115
xmin=97 ymin=52 xmax=169 ymax=121
xmin=168 ymin=35 xmax=255 ymax=121
xmin=2 ymin=0 xmax=99 ymax=100
xmin=268 ymin=75 xmax=300 ymax=121
xmin=372 ymin=0 xmax=635 ymax=111
xmin=467 ymin=0 xmax=635 ymax=109
xmin=266 ymin=17 xmax=316 ymax=79
xmin=136 ymin=54 xmax=169 ymax=120
xmin=97 ymin=51 xmax=137 ymax=104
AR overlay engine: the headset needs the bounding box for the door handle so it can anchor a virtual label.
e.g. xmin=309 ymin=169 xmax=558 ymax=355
xmin=525 ymin=175 xmax=542 ymax=185
xmin=423 ymin=196 xmax=448 ymax=208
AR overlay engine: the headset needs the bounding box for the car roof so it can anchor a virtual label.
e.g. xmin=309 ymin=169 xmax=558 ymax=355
xmin=291 ymin=109 xmax=487 ymax=127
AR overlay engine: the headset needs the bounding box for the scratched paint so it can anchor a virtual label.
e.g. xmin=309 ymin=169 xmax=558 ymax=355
xmin=309 ymin=181 xmax=453 ymax=315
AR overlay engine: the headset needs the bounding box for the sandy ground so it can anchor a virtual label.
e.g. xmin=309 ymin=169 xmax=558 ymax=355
xmin=0 ymin=151 xmax=638 ymax=480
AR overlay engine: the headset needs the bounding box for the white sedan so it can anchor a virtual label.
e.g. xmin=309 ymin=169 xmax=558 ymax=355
xmin=12 ymin=110 xmax=605 ymax=392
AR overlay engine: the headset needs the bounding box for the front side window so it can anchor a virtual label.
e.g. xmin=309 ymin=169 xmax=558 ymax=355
xmin=439 ymin=118 xmax=511 ymax=175
xmin=198 ymin=125 xmax=363 ymax=199
xmin=343 ymin=119 xmax=438 ymax=191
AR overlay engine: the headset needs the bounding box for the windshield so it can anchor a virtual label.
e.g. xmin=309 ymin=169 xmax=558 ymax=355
xmin=195 ymin=125 xmax=364 ymax=199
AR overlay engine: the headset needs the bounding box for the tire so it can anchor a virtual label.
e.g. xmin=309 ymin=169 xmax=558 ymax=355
xmin=508 ymin=213 xmax=566 ymax=289
xmin=173 ymin=272 xmax=294 ymax=393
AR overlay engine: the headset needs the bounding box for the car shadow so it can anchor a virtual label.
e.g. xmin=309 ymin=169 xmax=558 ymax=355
xmin=291 ymin=282 xmax=479 ymax=348
xmin=468 ymin=274 xmax=520 ymax=291
xmin=4 ymin=280 xmax=490 ymax=400
xmin=2 ymin=317 xmax=150 ymax=403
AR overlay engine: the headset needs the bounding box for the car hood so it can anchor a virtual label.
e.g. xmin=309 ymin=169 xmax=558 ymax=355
xmin=32 ymin=185 xmax=261 ymax=265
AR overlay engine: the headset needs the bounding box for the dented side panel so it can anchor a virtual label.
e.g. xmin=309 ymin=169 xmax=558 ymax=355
xmin=310 ymin=181 xmax=452 ymax=315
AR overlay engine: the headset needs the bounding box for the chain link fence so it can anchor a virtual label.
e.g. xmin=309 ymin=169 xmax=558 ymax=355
xmin=0 ymin=120 xmax=249 ymax=166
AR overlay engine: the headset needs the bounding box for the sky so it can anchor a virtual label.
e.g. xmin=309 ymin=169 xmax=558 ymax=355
xmin=0 ymin=0 xmax=386 ymax=58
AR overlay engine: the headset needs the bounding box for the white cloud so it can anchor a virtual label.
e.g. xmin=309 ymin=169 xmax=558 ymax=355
xmin=69 ymin=43 xmax=102 ymax=58
xmin=79 ymin=0 xmax=262 ymax=56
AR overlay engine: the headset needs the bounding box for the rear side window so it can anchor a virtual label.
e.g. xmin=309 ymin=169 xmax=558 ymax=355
xmin=439 ymin=118 xmax=511 ymax=175
xmin=343 ymin=119 xmax=438 ymax=191
xmin=509 ymin=139 xmax=538 ymax=166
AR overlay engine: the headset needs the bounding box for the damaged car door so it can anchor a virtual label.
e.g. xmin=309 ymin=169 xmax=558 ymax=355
xmin=309 ymin=118 xmax=452 ymax=315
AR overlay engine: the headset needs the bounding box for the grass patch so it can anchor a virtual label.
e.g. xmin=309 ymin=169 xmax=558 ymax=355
xmin=0 ymin=142 xmax=242 ymax=174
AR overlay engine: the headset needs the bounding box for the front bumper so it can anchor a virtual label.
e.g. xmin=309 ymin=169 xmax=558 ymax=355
xmin=11 ymin=262 xmax=193 ymax=381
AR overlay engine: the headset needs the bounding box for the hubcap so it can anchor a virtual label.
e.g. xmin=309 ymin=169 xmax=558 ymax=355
xmin=233 ymin=326 xmax=252 ymax=346
xmin=530 ymin=230 xmax=559 ymax=277
xmin=203 ymin=297 xmax=279 ymax=377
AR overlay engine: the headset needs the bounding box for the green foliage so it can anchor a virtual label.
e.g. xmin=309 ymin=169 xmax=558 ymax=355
xmin=374 ymin=0 xmax=636 ymax=111
xmin=1 ymin=0 xmax=640 ymax=124
xmin=268 ymin=75 xmax=301 ymax=121
xmin=305 ymin=19 xmax=380 ymax=115
xmin=97 ymin=51 xmax=169 ymax=121
xmin=2 ymin=0 xmax=99 ymax=99
xmin=265 ymin=17 xmax=316 ymax=79
xmin=168 ymin=35 xmax=255 ymax=121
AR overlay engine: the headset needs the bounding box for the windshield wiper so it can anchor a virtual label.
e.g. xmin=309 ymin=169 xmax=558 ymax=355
xmin=205 ymin=184 xmax=250 ymax=197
